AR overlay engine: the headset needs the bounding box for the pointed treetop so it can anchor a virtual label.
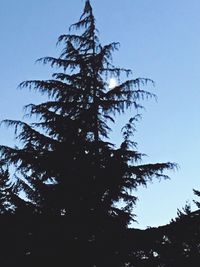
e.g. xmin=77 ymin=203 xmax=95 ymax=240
xmin=84 ymin=0 xmax=92 ymax=11
xmin=80 ymin=0 xmax=93 ymax=20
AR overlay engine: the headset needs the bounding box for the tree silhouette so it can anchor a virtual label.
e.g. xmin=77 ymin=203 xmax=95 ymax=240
xmin=119 ymin=196 xmax=200 ymax=267
xmin=131 ymin=207 xmax=200 ymax=267
xmin=0 ymin=1 xmax=175 ymax=265
xmin=0 ymin=164 xmax=13 ymax=213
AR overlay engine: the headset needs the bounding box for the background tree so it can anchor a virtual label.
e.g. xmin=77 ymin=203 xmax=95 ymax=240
xmin=0 ymin=164 xmax=13 ymax=213
xmin=0 ymin=0 xmax=175 ymax=265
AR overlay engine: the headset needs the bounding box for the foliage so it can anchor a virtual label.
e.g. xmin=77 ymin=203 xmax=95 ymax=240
xmin=0 ymin=1 xmax=176 ymax=265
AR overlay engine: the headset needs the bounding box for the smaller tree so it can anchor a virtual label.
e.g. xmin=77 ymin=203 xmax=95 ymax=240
xmin=0 ymin=165 xmax=13 ymax=213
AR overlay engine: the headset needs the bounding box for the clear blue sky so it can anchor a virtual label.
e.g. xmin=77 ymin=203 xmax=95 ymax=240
xmin=1 ymin=0 xmax=200 ymax=229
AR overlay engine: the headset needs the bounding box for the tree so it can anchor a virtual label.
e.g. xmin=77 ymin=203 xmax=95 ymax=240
xmin=122 ymin=197 xmax=200 ymax=267
xmin=0 ymin=164 xmax=13 ymax=213
xmin=0 ymin=1 xmax=175 ymax=265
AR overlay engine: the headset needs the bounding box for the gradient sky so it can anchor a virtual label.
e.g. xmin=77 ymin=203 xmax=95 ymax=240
xmin=1 ymin=0 xmax=200 ymax=229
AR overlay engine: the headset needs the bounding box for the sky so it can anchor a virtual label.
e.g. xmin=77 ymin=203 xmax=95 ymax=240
xmin=1 ymin=0 xmax=200 ymax=229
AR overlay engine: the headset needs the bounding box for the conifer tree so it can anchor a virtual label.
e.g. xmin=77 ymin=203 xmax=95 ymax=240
xmin=0 ymin=1 xmax=175 ymax=265
xmin=0 ymin=164 xmax=13 ymax=213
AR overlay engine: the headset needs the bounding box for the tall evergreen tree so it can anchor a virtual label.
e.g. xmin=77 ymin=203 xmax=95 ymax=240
xmin=0 ymin=1 xmax=175 ymax=265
